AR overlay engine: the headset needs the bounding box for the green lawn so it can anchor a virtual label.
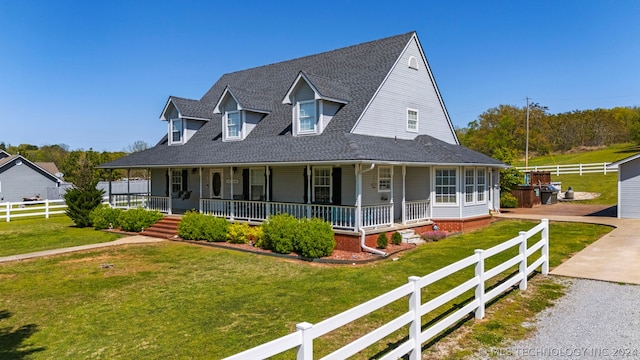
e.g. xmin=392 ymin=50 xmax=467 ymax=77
xmin=0 ymin=216 xmax=122 ymax=257
xmin=514 ymin=143 xmax=640 ymax=205
xmin=0 ymin=218 xmax=611 ymax=359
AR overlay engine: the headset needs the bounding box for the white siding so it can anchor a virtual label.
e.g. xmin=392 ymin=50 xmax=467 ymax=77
xmin=151 ymin=169 xmax=167 ymax=196
xmin=392 ymin=166 xmax=403 ymax=219
xmin=462 ymin=203 xmax=488 ymax=218
xmin=342 ymin=166 xmax=356 ymax=206
xmin=320 ymin=100 xmax=341 ymax=133
xmin=619 ymin=158 xmax=640 ymax=218
xmin=245 ymin=112 xmax=262 ymax=136
xmin=361 ymin=169 xmax=384 ymax=206
xmin=272 ymin=166 xmax=305 ymax=203
xmin=352 ymin=36 xmax=457 ymax=144
xmin=405 ymin=166 xmax=430 ymax=200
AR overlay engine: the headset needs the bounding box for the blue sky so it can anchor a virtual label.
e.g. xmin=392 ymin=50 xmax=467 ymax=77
xmin=1 ymin=0 xmax=639 ymax=151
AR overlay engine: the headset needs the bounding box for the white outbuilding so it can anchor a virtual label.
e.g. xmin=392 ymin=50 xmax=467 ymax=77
xmin=608 ymin=153 xmax=640 ymax=219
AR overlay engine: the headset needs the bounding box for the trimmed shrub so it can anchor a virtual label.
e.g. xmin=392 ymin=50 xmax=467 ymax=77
xmin=377 ymin=232 xmax=388 ymax=249
xmin=118 ymin=207 xmax=163 ymax=232
xmin=294 ymin=218 xmax=335 ymax=258
xmin=201 ymin=216 xmax=229 ymax=242
xmin=500 ymin=192 xmax=518 ymax=208
xmin=89 ymin=205 xmax=123 ymax=230
xmin=178 ymin=211 xmax=207 ymax=240
xmin=391 ymin=231 xmax=403 ymax=245
xmin=227 ymin=223 xmax=251 ymax=244
xmin=261 ymin=214 xmax=298 ymax=253
xmin=250 ymin=226 xmax=264 ymax=247
xmin=177 ymin=212 xmax=229 ymax=242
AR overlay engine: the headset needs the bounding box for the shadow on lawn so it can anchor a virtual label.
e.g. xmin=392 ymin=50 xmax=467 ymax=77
xmin=371 ymin=270 xmax=534 ymax=359
xmin=0 ymin=310 xmax=44 ymax=359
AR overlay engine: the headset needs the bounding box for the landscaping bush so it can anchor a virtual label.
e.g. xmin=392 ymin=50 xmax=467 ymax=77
xmin=261 ymin=214 xmax=298 ymax=253
xmin=500 ymin=192 xmax=518 ymax=208
xmin=294 ymin=218 xmax=335 ymax=258
xmin=117 ymin=207 xmax=163 ymax=232
xmin=391 ymin=232 xmax=403 ymax=245
xmin=250 ymin=226 xmax=264 ymax=247
xmin=89 ymin=205 xmax=123 ymax=230
xmin=201 ymin=217 xmax=229 ymax=242
xmin=178 ymin=211 xmax=207 ymax=240
xmin=421 ymin=231 xmax=448 ymax=242
xmin=376 ymin=232 xmax=388 ymax=249
xmin=227 ymin=223 xmax=251 ymax=244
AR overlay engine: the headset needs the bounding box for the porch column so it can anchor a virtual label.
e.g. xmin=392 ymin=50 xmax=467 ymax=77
xmin=167 ymin=168 xmax=172 ymax=214
xmin=306 ymin=165 xmax=311 ymax=219
xmin=265 ymin=166 xmax=270 ymax=219
xmin=147 ymin=168 xmax=151 ymax=210
xmin=230 ymin=166 xmax=235 ymax=220
xmin=127 ymin=169 xmax=131 ymax=208
xmin=199 ymin=167 xmax=203 ymax=212
xmin=355 ymin=164 xmax=362 ymax=232
xmin=389 ymin=166 xmax=394 ymax=226
xmin=402 ymin=165 xmax=406 ymax=224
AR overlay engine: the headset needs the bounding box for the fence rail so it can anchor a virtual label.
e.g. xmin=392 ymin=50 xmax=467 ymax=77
xmin=0 ymin=199 xmax=68 ymax=222
xmin=224 ymin=219 xmax=550 ymax=360
xmin=516 ymin=162 xmax=616 ymax=176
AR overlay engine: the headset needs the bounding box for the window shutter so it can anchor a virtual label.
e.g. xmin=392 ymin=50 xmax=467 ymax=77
xmin=182 ymin=169 xmax=188 ymax=191
xmin=242 ymin=169 xmax=249 ymax=200
xmin=303 ymin=168 xmax=308 ymax=203
xmin=332 ymin=167 xmax=342 ymax=205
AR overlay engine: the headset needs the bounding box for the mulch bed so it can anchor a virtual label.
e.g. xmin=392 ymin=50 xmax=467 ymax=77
xmin=177 ymin=239 xmax=417 ymax=265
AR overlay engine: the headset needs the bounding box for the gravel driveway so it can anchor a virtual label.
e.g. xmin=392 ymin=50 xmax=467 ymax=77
xmin=474 ymin=278 xmax=640 ymax=359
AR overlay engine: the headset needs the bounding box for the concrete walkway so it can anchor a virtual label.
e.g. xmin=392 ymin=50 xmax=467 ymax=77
xmin=496 ymin=209 xmax=640 ymax=285
xmin=0 ymin=236 xmax=165 ymax=264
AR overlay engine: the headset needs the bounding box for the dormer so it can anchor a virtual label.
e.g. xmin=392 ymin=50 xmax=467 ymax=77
xmin=213 ymin=86 xmax=270 ymax=142
xmin=160 ymin=96 xmax=212 ymax=145
xmin=282 ymin=72 xmax=349 ymax=136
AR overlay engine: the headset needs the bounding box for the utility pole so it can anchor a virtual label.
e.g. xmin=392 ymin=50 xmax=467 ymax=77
xmin=525 ymin=96 xmax=530 ymax=169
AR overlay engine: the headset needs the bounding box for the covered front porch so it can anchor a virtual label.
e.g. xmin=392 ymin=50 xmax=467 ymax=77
xmin=108 ymin=163 xmax=432 ymax=232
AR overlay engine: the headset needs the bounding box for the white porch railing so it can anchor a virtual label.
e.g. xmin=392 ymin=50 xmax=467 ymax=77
xmin=200 ymin=199 xmax=387 ymax=231
xmin=403 ymin=199 xmax=430 ymax=224
xmin=109 ymin=194 xmax=169 ymax=213
xmin=0 ymin=199 xmax=68 ymax=222
xmin=224 ymin=219 xmax=550 ymax=360
xmin=361 ymin=203 xmax=393 ymax=228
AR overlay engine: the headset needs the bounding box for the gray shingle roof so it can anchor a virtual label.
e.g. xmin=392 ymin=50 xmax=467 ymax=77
xmin=101 ymin=32 xmax=504 ymax=169
xmin=169 ymin=96 xmax=215 ymax=120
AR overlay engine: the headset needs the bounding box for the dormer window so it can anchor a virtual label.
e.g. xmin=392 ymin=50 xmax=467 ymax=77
xmin=298 ymin=100 xmax=317 ymax=134
xmin=170 ymin=118 xmax=183 ymax=144
xmin=226 ymin=111 xmax=242 ymax=140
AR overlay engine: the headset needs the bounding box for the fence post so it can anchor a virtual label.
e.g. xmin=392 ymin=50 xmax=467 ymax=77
xmin=474 ymin=250 xmax=485 ymax=319
xmin=45 ymin=199 xmax=50 ymax=219
xmin=541 ymin=219 xmax=549 ymax=275
xmin=519 ymin=231 xmax=528 ymax=291
xmin=296 ymin=322 xmax=313 ymax=360
xmin=556 ymin=165 xmax=560 ymax=176
xmin=604 ymin=162 xmax=607 ymax=175
xmin=579 ymin=163 xmax=583 ymax=176
xmin=408 ymin=276 xmax=422 ymax=360
xmin=6 ymin=201 xmax=10 ymax=222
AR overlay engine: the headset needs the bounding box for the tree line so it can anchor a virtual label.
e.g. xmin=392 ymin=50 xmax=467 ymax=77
xmin=456 ymin=105 xmax=640 ymax=164
xmin=0 ymin=141 xmax=149 ymax=184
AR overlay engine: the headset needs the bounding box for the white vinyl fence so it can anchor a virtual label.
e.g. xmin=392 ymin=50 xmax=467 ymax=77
xmin=0 ymin=199 xmax=68 ymax=222
xmin=224 ymin=219 xmax=550 ymax=360
xmin=516 ymin=162 xmax=616 ymax=176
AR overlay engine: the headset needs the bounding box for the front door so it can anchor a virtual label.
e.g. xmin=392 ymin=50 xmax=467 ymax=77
xmin=210 ymin=169 xmax=223 ymax=199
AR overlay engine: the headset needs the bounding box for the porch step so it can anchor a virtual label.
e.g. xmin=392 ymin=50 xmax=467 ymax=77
xmin=398 ymin=229 xmax=424 ymax=244
xmin=140 ymin=216 xmax=181 ymax=239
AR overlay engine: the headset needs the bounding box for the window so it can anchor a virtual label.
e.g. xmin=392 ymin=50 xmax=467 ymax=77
xmin=171 ymin=170 xmax=183 ymax=194
xmin=435 ymin=168 xmax=457 ymax=204
xmin=313 ymin=167 xmax=331 ymax=203
xmin=298 ymin=100 xmax=317 ymax=133
xmin=250 ymin=168 xmax=265 ymax=200
xmin=407 ymin=109 xmax=418 ymax=132
xmin=171 ymin=119 xmax=183 ymax=143
xmin=226 ymin=111 xmax=241 ymax=139
xmin=465 ymin=168 xmax=475 ymax=204
xmin=378 ymin=166 xmax=391 ymax=192
xmin=477 ymin=168 xmax=486 ymax=203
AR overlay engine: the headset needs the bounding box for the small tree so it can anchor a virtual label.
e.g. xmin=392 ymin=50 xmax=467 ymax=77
xmin=63 ymin=153 xmax=104 ymax=227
